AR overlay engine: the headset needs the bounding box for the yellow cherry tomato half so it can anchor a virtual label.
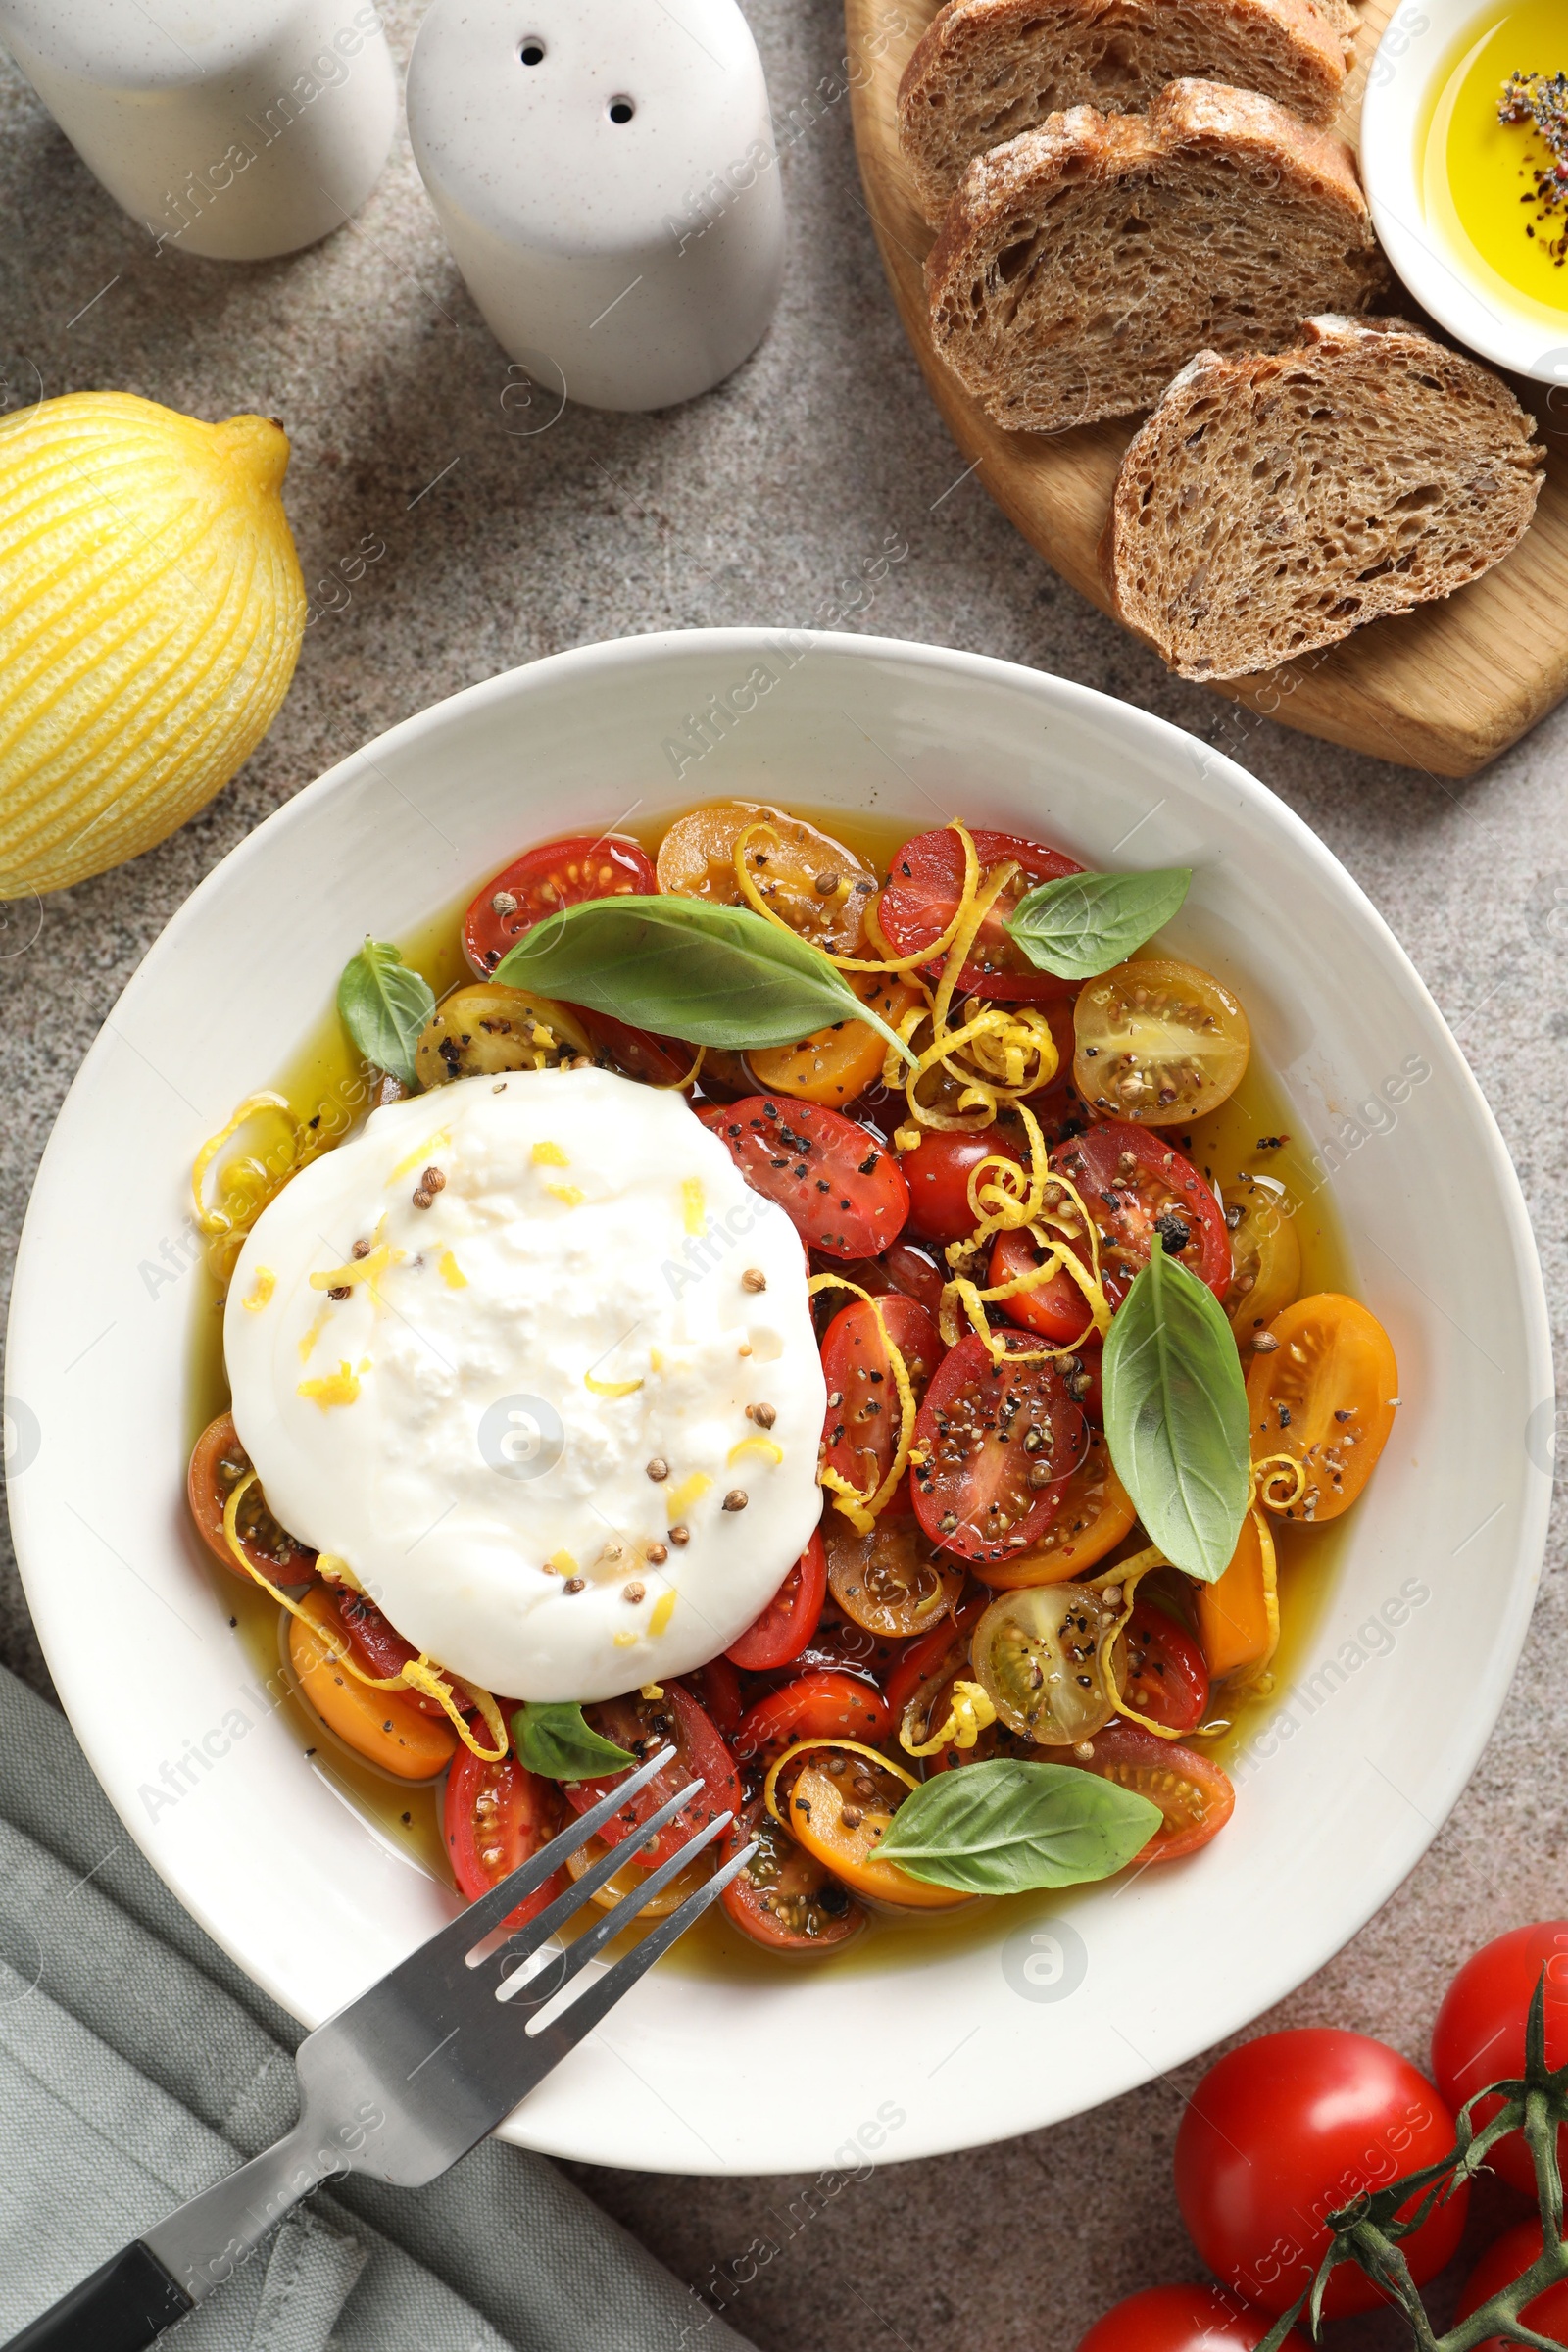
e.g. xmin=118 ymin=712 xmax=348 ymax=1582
xmin=287 ymin=1588 xmax=458 ymax=1779
xmin=656 ymin=801 xmax=873 ymax=954
xmin=1196 ymin=1507 xmax=1279 ymax=1684
xmin=1223 ymin=1173 xmax=1301 ymax=1337
xmin=1247 ymin=1293 xmax=1398 ymax=1524
xmin=970 ymin=1585 xmax=1118 ymax=1743
xmin=824 ymin=1511 xmax=965 ymax=1637
xmin=1073 ymin=956 xmax=1250 ymax=1125
xmin=764 ymin=1740 xmax=971 ymax=1910
xmin=565 ymin=1834 xmax=710 ymax=1920
xmin=970 ymin=1428 xmax=1137 ymax=1589
xmin=749 ymin=969 xmax=925 ymax=1105
xmin=415 ymin=981 xmax=590 ymax=1089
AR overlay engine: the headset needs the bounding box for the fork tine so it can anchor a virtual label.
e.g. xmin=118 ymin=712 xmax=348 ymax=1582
xmin=517 ymin=1835 xmax=759 ymax=2076
xmin=384 ymin=1742 xmax=678 ymax=1980
xmin=484 ymin=1778 xmax=707 ymax=1972
xmin=498 ymin=1807 xmax=735 ymax=2010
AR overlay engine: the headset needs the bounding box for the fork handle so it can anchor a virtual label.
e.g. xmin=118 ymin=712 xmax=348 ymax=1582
xmin=2 ymin=2241 xmax=191 ymax=2352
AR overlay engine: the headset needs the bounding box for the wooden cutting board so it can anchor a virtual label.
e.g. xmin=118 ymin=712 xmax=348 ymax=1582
xmin=846 ymin=0 xmax=1568 ymax=777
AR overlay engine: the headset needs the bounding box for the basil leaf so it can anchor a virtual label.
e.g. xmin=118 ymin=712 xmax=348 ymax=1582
xmin=337 ymin=938 xmax=435 ymax=1087
xmin=511 ymin=1701 xmax=637 ymax=1782
xmin=1004 ymin=868 xmax=1191 ymax=980
xmin=878 ymin=1757 xmax=1160 ymax=1893
xmin=492 ymin=895 xmax=916 ymax=1066
xmin=1102 ymin=1238 xmax=1250 ymax=1582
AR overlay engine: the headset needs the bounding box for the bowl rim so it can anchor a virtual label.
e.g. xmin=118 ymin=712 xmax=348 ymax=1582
xmin=5 ymin=625 xmax=1554 ymax=2172
xmin=1360 ymin=0 xmax=1568 ymax=390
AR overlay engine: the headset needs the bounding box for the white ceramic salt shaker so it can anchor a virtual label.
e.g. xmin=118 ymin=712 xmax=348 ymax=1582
xmin=0 ymin=0 xmax=396 ymax=261
xmin=406 ymin=0 xmax=785 ymax=413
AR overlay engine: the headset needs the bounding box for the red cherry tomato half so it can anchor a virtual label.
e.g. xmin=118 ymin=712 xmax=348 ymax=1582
xmin=1117 ymin=1601 xmax=1209 ymax=1734
xmin=732 ymin=1669 xmax=892 ymax=1760
xmin=1174 ymin=2030 xmax=1469 ymax=2318
xmin=719 ymin=1793 xmax=866 ymax=1954
xmin=726 ymin=1530 xmax=828 ymax=1672
xmin=463 ymin=832 xmax=656 ymax=975
xmin=878 ymin=827 xmax=1083 ymax=1001
xmin=443 ymin=1749 xmax=567 ymax=1932
xmin=334 ymin=1588 xmax=447 ymax=1718
xmin=188 ymin=1412 xmax=316 ymax=1585
xmin=997 ymin=1120 xmax=1232 ymax=1341
xmin=699 ymin=1097 xmax=908 ymax=1258
xmin=1070 ymin=1720 xmax=1233 ymax=1861
xmin=1077 ymin=2283 xmax=1311 ymax=2352
xmin=1432 ymin=1922 xmax=1568 ymax=2195
xmin=685 ymin=1655 xmax=744 ymax=1737
xmin=820 ymin=1293 xmax=943 ymax=1501
xmin=1457 ymin=2221 xmax=1568 ymax=2352
xmin=825 ymin=1242 xmax=947 ymax=1320
xmin=901 ymin=1127 xmax=1025 ymax=1247
xmin=565 ymin=1682 xmax=740 ymax=1867
xmin=910 ymin=1331 xmax=1085 ymax=1565
xmin=576 ymin=1007 xmax=693 ymax=1087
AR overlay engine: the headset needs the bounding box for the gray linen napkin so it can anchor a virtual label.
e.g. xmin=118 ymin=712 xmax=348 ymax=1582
xmin=0 ymin=1663 xmax=750 ymax=2351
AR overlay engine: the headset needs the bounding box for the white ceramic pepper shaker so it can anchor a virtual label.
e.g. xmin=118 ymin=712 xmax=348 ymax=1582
xmin=406 ymin=0 xmax=785 ymax=414
xmin=0 ymin=0 xmax=396 ymax=262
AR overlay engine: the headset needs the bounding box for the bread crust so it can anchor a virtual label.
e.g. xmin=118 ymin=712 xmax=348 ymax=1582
xmin=898 ymin=0 xmax=1349 ymax=221
xmin=1105 ymin=316 xmax=1544 ymax=678
xmin=925 ymin=79 xmax=1386 ymax=431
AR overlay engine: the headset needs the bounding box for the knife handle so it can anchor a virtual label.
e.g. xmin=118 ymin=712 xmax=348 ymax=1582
xmin=3 ymin=2241 xmax=191 ymax=2352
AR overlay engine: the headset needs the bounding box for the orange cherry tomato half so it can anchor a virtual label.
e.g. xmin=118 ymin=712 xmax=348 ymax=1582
xmin=656 ymin=801 xmax=874 ymax=954
xmin=719 ymin=1793 xmax=866 ymax=1954
xmin=770 ymin=1744 xmax=971 ymax=1910
xmin=749 ymin=970 xmax=925 ymax=1106
xmin=725 ymin=1530 xmax=827 ymax=1671
xmin=463 ymin=831 xmax=655 ymax=975
xmin=565 ymin=1683 xmax=740 ymax=1867
xmin=910 ymin=1331 xmax=1085 ymax=1565
xmin=972 ymin=1428 xmax=1135 ymax=1588
xmin=444 ymin=1749 xmax=568 ymax=1932
xmin=877 ymin=826 xmax=1083 ymax=1001
xmin=1070 ymin=1720 xmax=1234 ymax=1861
xmin=188 ymin=1412 xmax=315 ymax=1584
xmin=287 ymin=1588 xmax=457 ymax=1779
xmin=699 ymin=1097 xmax=908 ymax=1258
xmin=820 ymin=1292 xmax=942 ymax=1501
xmin=733 ymin=1670 xmax=892 ymax=1760
xmin=1457 ymin=2221 xmax=1568 ymax=2352
xmin=1247 ymin=1294 xmax=1398 ymax=1524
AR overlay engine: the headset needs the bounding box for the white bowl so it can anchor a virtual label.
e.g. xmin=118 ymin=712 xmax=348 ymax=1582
xmin=5 ymin=630 xmax=1551 ymax=2174
xmin=1361 ymin=0 xmax=1568 ymax=389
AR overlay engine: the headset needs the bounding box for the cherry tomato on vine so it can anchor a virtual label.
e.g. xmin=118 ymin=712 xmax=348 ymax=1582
xmin=1174 ymin=2030 xmax=1469 ymax=2318
xmin=1077 ymin=2283 xmax=1310 ymax=2352
xmin=878 ymin=826 xmax=1082 ymax=1000
xmin=463 ymin=832 xmax=655 ymax=975
xmin=909 ymin=1331 xmax=1085 ymax=1565
xmin=699 ymin=1098 xmax=908 ymax=1258
xmin=1457 ymin=2221 xmax=1568 ymax=2352
xmin=900 ymin=1128 xmax=1024 ymax=1247
xmin=1431 ymin=1922 xmax=1568 ymax=2196
xmin=565 ymin=1683 xmax=739 ymax=1867
xmin=820 ymin=1293 xmax=942 ymax=1499
xmin=444 ymin=1750 xmax=566 ymax=1931
xmin=725 ymin=1531 xmax=827 ymax=1671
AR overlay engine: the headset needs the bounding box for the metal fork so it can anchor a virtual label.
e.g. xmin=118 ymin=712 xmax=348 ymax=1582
xmin=7 ymin=1746 xmax=751 ymax=2352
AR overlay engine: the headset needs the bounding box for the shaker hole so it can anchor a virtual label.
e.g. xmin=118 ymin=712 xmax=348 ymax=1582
xmin=608 ymin=96 xmax=635 ymax=122
xmin=519 ymin=38 xmax=546 ymax=64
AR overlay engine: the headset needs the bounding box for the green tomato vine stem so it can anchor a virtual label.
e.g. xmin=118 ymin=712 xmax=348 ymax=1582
xmin=1256 ymin=1975 xmax=1568 ymax=2352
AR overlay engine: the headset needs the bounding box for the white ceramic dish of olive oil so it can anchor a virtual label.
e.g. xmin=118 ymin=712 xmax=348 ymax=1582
xmin=4 ymin=630 xmax=1551 ymax=2172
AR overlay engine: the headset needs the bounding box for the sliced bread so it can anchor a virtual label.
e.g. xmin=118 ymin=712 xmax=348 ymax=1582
xmin=1105 ymin=316 xmax=1544 ymax=678
xmin=925 ymin=80 xmax=1387 ymax=432
xmin=898 ymin=0 xmax=1350 ymax=223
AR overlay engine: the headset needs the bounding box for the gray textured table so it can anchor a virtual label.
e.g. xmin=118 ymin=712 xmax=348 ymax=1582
xmin=2 ymin=6 xmax=1565 ymax=2350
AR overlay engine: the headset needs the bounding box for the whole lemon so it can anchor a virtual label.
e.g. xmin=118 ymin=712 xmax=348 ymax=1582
xmin=0 ymin=390 xmax=306 ymax=899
